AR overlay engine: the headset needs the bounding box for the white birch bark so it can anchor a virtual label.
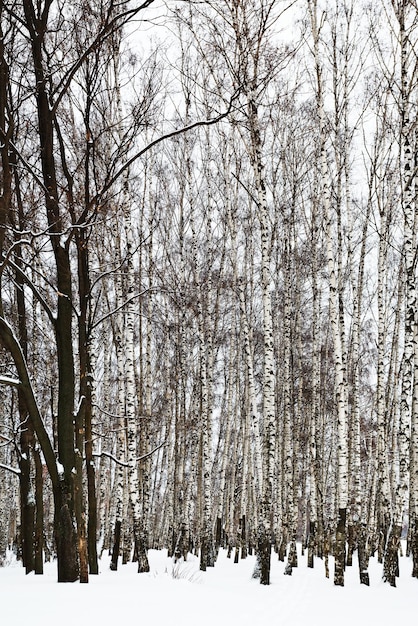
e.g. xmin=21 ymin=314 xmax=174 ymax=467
xmin=393 ymin=0 xmax=414 ymax=532
xmin=109 ymin=264 xmax=127 ymax=570
xmin=409 ymin=114 xmax=418 ymax=575
xmin=169 ymin=169 xmax=190 ymax=560
xmin=239 ymin=371 xmax=250 ymax=560
xmin=109 ymin=32 xmax=149 ymax=572
xmin=0 ymin=473 xmax=6 ymax=565
xmin=123 ymin=201 xmax=149 ymax=572
xmin=411 ymin=323 xmax=418 ymax=577
xmin=139 ymin=221 xmax=153 ymax=553
xmin=384 ymin=4 xmax=414 ymax=585
xmin=308 ymin=0 xmax=349 ymax=586
xmin=308 ymin=171 xmax=322 ymax=568
xmin=188 ymin=182 xmax=214 ymax=571
xmin=348 ymin=172 xmax=372 ymax=584
xmin=216 ymin=314 xmax=236 ymax=546
xmin=282 ymin=236 xmax=295 ymax=574
xmin=375 ymin=194 xmax=393 ymax=560
xmin=97 ymin=330 xmax=111 ymax=555
xmin=247 ymin=90 xmax=276 ymax=585
xmin=222 ymin=157 xmax=252 ymax=558
xmin=238 ymin=279 xmax=264 ymax=498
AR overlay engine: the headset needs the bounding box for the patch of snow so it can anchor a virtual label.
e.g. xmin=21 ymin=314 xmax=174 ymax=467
xmin=0 ymin=545 xmax=416 ymax=626
xmin=56 ymin=461 xmax=64 ymax=479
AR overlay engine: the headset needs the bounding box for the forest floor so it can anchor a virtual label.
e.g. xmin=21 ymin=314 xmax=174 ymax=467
xmin=0 ymin=544 xmax=416 ymax=626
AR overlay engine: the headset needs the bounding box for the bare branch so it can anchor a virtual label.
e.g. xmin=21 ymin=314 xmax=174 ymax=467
xmin=0 ymin=375 xmax=21 ymax=388
xmin=92 ymin=440 xmax=167 ymax=467
xmin=94 ymin=87 xmax=242 ymax=204
xmin=91 ymin=287 xmax=153 ymax=329
xmin=51 ymin=1 xmax=159 ymax=115
xmin=0 ymin=463 xmax=20 ymax=476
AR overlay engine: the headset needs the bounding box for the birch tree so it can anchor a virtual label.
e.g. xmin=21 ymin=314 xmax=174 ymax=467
xmin=307 ymin=0 xmax=349 ymax=586
xmin=384 ymin=0 xmax=417 ymax=586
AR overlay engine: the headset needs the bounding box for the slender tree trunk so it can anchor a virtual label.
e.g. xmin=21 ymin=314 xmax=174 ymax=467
xmin=384 ymin=3 xmax=414 ymax=586
xmin=308 ymin=0 xmax=349 ymax=586
xmin=33 ymin=446 xmax=43 ymax=574
xmin=18 ymin=395 xmax=35 ymax=575
xmin=124 ymin=194 xmax=149 ymax=573
xmin=308 ymin=177 xmax=322 ymax=569
xmin=110 ymin=245 xmax=128 ymax=570
xmin=411 ymin=323 xmax=418 ymax=576
xmin=246 ymin=90 xmax=276 ymax=585
xmin=21 ymin=0 xmax=80 ymax=582
xmin=376 ymin=206 xmax=392 ymax=564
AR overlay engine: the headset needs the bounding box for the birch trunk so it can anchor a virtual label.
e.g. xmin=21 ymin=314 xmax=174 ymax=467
xmin=110 ymin=274 xmax=127 ymax=571
xmin=247 ymin=91 xmax=276 ymax=585
xmin=384 ymin=4 xmax=414 ymax=585
xmin=411 ymin=323 xmax=418 ymax=577
xmin=139 ymin=224 xmax=153 ymax=558
xmin=216 ymin=326 xmax=236 ymax=555
xmin=308 ymin=0 xmax=349 ymax=586
xmin=283 ymin=236 xmax=295 ymax=575
xmin=124 ymin=205 xmax=149 ymax=573
xmin=376 ymin=201 xmax=392 ymax=563
xmin=349 ymin=182 xmax=372 ymax=585
xmin=308 ymin=171 xmax=322 ymax=569
xmin=190 ymin=206 xmax=215 ymax=572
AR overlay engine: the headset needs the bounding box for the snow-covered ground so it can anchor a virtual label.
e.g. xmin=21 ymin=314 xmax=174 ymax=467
xmin=1 ymin=546 xmax=416 ymax=626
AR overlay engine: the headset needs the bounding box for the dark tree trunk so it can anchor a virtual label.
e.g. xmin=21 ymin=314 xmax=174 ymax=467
xmin=324 ymin=529 xmax=330 ymax=578
xmin=18 ymin=395 xmax=35 ymax=575
xmin=33 ymin=447 xmax=44 ymax=574
xmin=358 ymin=523 xmax=369 ymax=585
xmin=200 ymin=533 xmax=207 ymax=571
xmin=258 ymin=521 xmax=271 ymax=585
xmin=55 ymin=250 xmax=80 ymax=583
xmin=316 ymin=512 xmax=324 ymax=559
xmin=378 ymin=514 xmax=390 ymax=563
xmin=55 ymin=483 xmax=79 ymax=583
xmin=15 ymin=196 xmax=35 ymax=574
xmin=234 ymin=519 xmax=242 ymax=564
xmin=174 ymin=523 xmax=186 ymax=562
xmin=234 ymin=545 xmax=239 ymax=563
xmin=0 ymin=7 xmax=11 ymax=255
xmin=241 ymin=515 xmax=247 ymax=560
xmin=346 ymin=522 xmax=356 ymax=567
xmin=122 ymin=525 xmax=132 ymax=565
xmin=200 ymin=521 xmax=215 ymax=571
xmin=215 ymin=516 xmax=222 ymax=553
xmin=334 ymin=508 xmax=346 ymax=586
xmin=288 ymin=540 xmax=298 ymax=568
xmin=308 ymin=520 xmax=316 ymax=568
xmin=83 ymin=385 xmax=97 ymax=575
xmin=19 ymin=452 xmax=35 ymax=575
xmin=168 ymin=527 xmax=174 ymax=558
xmin=383 ymin=524 xmax=401 ymax=587
xmin=136 ymin=519 xmax=150 ymax=573
xmin=412 ymin=518 xmax=418 ymax=578
xmin=278 ymin=536 xmax=286 ymax=562
xmin=86 ymin=442 xmax=98 ymax=574
xmin=110 ymin=521 xmax=122 ymax=571
xmin=21 ymin=0 xmax=80 ymax=582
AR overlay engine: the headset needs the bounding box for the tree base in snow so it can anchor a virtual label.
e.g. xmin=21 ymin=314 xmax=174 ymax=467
xmin=333 ymin=508 xmax=346 ymax=587
xmin=383 ymin=524 xmax=401 ymax=587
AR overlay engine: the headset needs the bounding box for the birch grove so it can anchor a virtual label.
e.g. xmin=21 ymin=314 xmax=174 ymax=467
xmin=1 ymin=0 xmax=418 ymax=588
